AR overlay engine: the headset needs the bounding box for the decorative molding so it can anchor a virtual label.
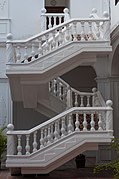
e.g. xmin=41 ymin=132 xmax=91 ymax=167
xmin=0 ymin=18 xmax=11 ymax=41
xmin=50 ymin=0 xmax=56 ymax=6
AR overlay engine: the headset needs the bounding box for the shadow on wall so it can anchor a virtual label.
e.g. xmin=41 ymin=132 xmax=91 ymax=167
xmin=61 ymin=66 xmax=97 ymax=92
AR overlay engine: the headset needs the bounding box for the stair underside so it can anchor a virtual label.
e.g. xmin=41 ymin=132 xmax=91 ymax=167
xmin=36 ymin=94 xmax=66 ymax=117
xmin=6 ymin=131 xmax=113 ymax=174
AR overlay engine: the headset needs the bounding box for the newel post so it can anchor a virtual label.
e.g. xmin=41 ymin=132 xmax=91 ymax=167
xmin=92 ymin=87 xmax=97 ymax=107
xmin=6 ymin=33 xmax=14 ymax=63
xmin=40 ymin=8 xmax=47 ymax=32
xmin=106 ymin=100 xmax=113 ymax=131
xmin=66 ymin=86 xmax=72 ymax=108
xmin=63 ymin=8 xmax=70 ymax=22
xmin=7 ymin=124 xmax=15 ymax=155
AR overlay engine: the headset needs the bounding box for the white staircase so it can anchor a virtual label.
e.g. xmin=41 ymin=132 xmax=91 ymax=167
xmin=6 ymin=11 xmax=113 ymax=175
xmin=6 ymin=100 xmax=113 ymax=174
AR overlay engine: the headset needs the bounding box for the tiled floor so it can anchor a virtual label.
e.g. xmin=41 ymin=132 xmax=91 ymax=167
xmin=0 ymin=168 xmax=113 ymax=179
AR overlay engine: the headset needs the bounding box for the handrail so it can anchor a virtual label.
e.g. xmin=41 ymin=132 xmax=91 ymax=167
xmin=7 ymin=105 xmax=112 ymax=135
xmin=6 ymin=16 xmax=110 ymax=64
xmin=7 ymin=18 xmax=110 ymax=43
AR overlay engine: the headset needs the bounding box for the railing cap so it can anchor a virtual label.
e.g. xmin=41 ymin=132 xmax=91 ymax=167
xmin=41 ymin=8 xmax=47 ymax=14
xmin=92 ymin=8 xmax=97 ymax=14
xmin=63 ymin=8 xmax=69 ymax=14
xmin=7 ymin=33 xmax=13 ymax=41
xmin=103 ymin=11 xmax=109 ymax=18
xmin=7 ymin=124 xmax=14 ymax=131
xmin=92 ymin=87 xmax=97 ymax=93
xmin=106 ymin=100 xmax=113 ymax=107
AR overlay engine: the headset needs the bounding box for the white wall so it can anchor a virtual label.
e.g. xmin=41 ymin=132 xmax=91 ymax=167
xmin=70 ymin=0 xmax=109 ymax=18
xmin=110 ymin=0 xmax=119 ymax=30
xmin=9 ymin=0 xmax=44 ymax=39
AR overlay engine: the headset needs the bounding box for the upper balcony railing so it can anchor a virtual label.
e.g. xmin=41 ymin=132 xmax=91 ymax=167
xmin=6 ymin=9 xmax=110 ymax=65
xmin=40 ymin=8 xmax=70 ymax=31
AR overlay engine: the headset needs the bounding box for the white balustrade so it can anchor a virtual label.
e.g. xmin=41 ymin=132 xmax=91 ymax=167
xmin=6 ymin=15 xmax=110 ymax=64
xmin=7 ymin=100 xmax=113 ymax=156
xmin=49 ymin=77 xmax=106 ymax=111
xmin=41 ymin=8 xmax=70 ymax=31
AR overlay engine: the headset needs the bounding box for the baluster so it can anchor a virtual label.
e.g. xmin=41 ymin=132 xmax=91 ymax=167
xmin=80 ymin=96 xmax=84 ymax=107
xmin=75 ymin=113 xmax=80 ymax=131
xmin=98 ymin=113 xmax=103 ymax=131
xmin=66 ymin=86 xmax=73 ymax=108
xmin=74 ymin=93 xmax=78 ymax=107
xmin=40 ymin=128 xmax=44 ymax=148
xmin=53 ymin=16 xmax=57 ymax=27
xmin=65 ymin=24 xmax=70 ymax=41
xmin=86 ymin=96 xmax=90 ymax=107
xmin=68 ymin=114 xmax=73 ymax=134
xmin=88 ymin=21 xmax=93 ymax=40
xmin=44 ymin=128 xmax=47 ymax=146
xmin=31 ymin=43 xmax=35 ymax=61
xmin=63 ymin=87 xmax=67 ymax=103
xmin=45 ymin=34 xmax=49 ymax=52
xmin=54 ymin=121 xmax=59 ymax=141
xmin=57 ymin=119 xmax=61 ymax=139
xmin=52 ymin=31 xmax=56 ymax=49
xmin=17 ymin=135 xmax=22 ymax=155
xmin=59 ymin=28 xmax=63 ymax=45
xmin=81 ymin=21 xmax=85 ymax=41
xmin=61 ymin=116 xmax=66 ymax=137
xmin=96 ymin=21 xmax=100 ymax=39
xmin=47 ymin=125 xmax=52 ymax=145
xmin=83 ymin=113 xmax=87 ymax=131
xmin=59 ymin=82 xmax=63 ymax=100
xmin=49 ymin=81 xmax=51 ymax=92
xmin=56 ymin=79 xmax=60 ymax=97
xmin=59 ymin=16 xmax=62 ymax=24
xmin=25 ymin=134 xmax=30 ymax=155
xmin=53 ymin=79 xmax=57 ymax=96
xmin=90 ymin=113 xmax=95 ymax=131
xmin=73 ymin=22 xmax=77 ymax=41
xmin=33 ymin=131 xmax=37 ymax=152
xmin=16 ymin=46 xmax=21 ymax=63
xmin=50 ymin=123 xmax=54 ymax=143
xmin=48 ymin=16 xmax=52 ymax=29
xmin=38 ymin=38 xmax=43 ymax=57
xmin=24 ymin=46 xmax=28 ymax=63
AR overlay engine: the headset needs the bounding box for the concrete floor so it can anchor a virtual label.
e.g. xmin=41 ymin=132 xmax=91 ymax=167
xmin=0 ymin=168 xmax=113 ymax=179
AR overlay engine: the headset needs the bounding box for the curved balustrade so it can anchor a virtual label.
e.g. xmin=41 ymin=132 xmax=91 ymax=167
xmin=6 ymin=15 xmax=110 ymax=64
xmin=49 ymin=77 xmax=105 ymax=108
xmin=7 ymin=100 xmax=113 ymax=156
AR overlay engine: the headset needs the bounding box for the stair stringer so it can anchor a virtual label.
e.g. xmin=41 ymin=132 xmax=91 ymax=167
xmin=6 ymin=131 xmax=113 ymax=174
